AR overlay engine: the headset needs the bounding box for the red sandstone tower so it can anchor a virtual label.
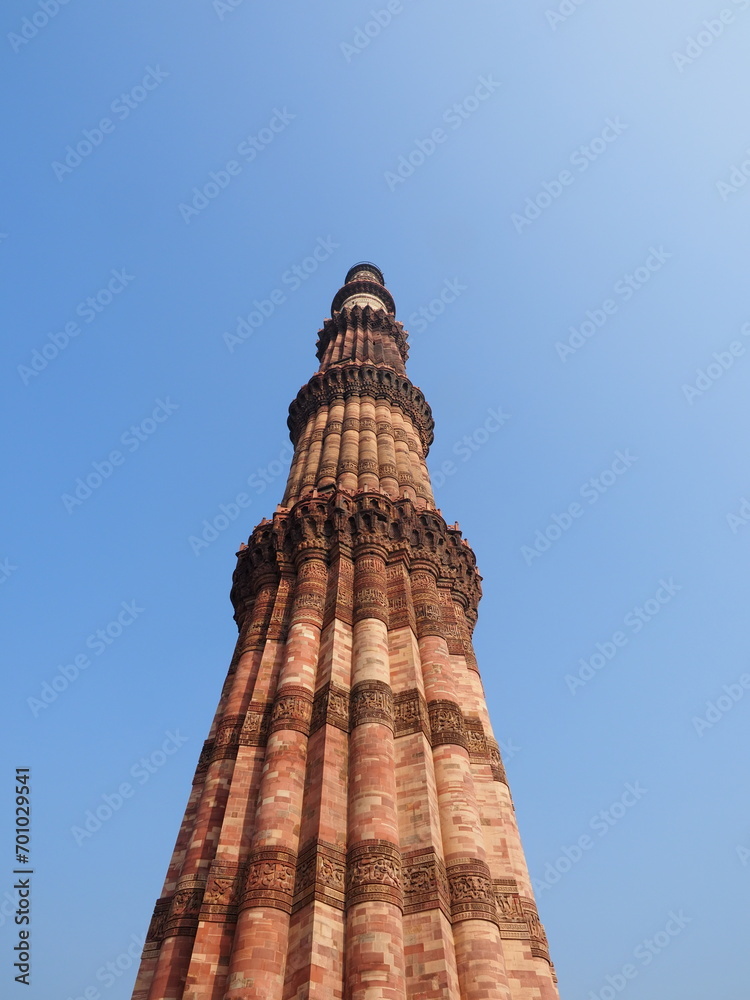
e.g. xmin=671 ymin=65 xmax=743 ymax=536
xmin=131 ymin=264 xmax=560 ymax=1000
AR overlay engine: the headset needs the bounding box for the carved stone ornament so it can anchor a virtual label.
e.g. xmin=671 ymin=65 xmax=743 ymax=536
xmin=522 ymin=898 xmax=552 ymax=963
xmin=428 ymin=700 xmax=468 ymax=750
xmin=487 ymin=739 xmax=508 ymax=784
xmin=165 ymin=880 xmax=205 ymax=937
xmin=269 ymin=686 xmax=313 ymax=736
xmin=493 ymin=878 xmax=528 ymax=939
xmin=446 ymin=859 xmax=498 ymax=926
xmin=293 ymin=840 xmax=347 ymax=912
xmin=200 ymin=861 xmax=243 ymax=923
xmin=146 ymin=898 xmax=170 ymax=943
xmin=288 ymin=364 xmax=434 ymax=455
xmin=310 ymin=682 xmax=350 ymax=735
xmin=394 ymin=689 xmax=430 ymax=740
xmin=211 ymin=713 xmax=243 ymax=763
xmin=346 ymin=841 xmax=403 ymax=909
xmin=193 ymin=740 xmax=213 ymax=781
xmin=464 ymin=717 xmax=489 ymax=762
xmin=350 ymin=680 xmax=395 ymax=730
xmin=402 ymin=849 xmax=451 ymax=919
xmin=241 ymin=849 xmax=297 ymax=914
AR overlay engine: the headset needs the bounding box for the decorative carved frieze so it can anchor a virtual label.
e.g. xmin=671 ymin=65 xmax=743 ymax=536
xmin=164 ymin=880 xmax=205 ymax=937
xmin=446 ymin=859 xmax=498 ymax=925
xmin=231 ymin=492 xmax=483 ymax=631
xmin=293 ymin=839 xmax=347 ymax=912
xmin=145 ymin=898 xmax=170 ymax=943
xmin=353 ymin=550 xmax=388 ymax=623
xmin=310 ymin=682 xmax=350 ymax=735
xmin=323 ymin=553 xmax=353 ymax=627
xmin=493 ymin=877 xmax=527 ymax=939
xmin=200 ymin=861 xmax=243 ymax=923
xmin=269 ymin=686 xmax=313 ymax=736
xmin=193 ymin=740 xmax=213 ymax=781
xmin=241 ymin=849 xmax=297 ymax=914
xmin=522 ymin=897 xmax=552 ymax=963
xmin=487 ymin=739 xmax=508 ymax=784
xmin=350 ymin=680 xmax=394 ymax=730
xmin=346 ymin=841 xmax=403 ymax=909
xmin=394 ymin=689 xmax=430 ymax=739
xmin=266 ymin=574 xmax=293 ymax=642
xmin=464 ymin=717 xmax=489 ymax=762
xmin=288 ymin=365 xmax=433 ymax=455
xmin=402 ymin=848 xmax=450 ymax=919
xmin=211 ymin=713 xmax=244 ymax=763
xmin=239 ymin=701 xmax=272 ymax=747
xmin=428 ymin=700 xmax=468 ymax=750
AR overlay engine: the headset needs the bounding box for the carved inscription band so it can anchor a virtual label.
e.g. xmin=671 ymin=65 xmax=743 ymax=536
xmin=194 ymin=695 xmax=507 ymax=783
xmin=346 ymin=841 xmax=403 ymax=909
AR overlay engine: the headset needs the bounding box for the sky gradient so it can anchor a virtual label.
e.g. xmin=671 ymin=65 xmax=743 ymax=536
xmin=3 ymin=2 xmax=750 ymax=998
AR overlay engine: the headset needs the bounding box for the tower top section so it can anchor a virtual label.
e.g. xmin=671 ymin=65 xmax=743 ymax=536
xmin=285 ymin=263 xmax=434 ymax=507
xmin=315 ymin=263 xmax=406 ymax=373
xmin=331 ymin=261 xmax=396 ymax=317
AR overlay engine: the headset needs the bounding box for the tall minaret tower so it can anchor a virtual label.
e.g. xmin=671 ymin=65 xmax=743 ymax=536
xmin=131 ymin=264 xmax=560 ymax=1000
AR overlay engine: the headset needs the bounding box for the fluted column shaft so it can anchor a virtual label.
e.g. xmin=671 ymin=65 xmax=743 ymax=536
xmin=345 ymin=546 xmax=406 ymax=1000
xmin=146 ymin=579 xmax=279 ymax=1000
xmin=411 ymin=564 xmax=511 ymax=1000
xmin=222 ymin=552 xmax=326 ymax=1000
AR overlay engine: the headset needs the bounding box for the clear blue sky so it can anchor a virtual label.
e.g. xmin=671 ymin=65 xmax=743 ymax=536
xmin=2 ymin=2 xmax=749 ymax=997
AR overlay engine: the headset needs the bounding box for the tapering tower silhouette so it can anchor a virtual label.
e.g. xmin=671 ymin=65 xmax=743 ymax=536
xmin=131 ymin=263 xmax=559 ymax=1000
